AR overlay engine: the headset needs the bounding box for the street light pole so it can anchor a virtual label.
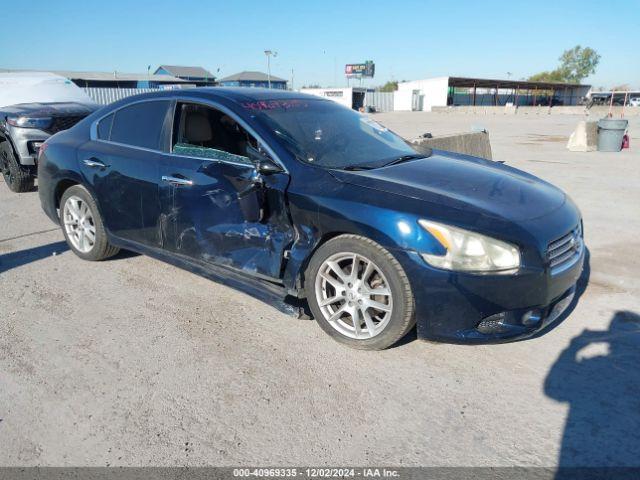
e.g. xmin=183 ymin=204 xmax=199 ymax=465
xmin=264 ymin=50 xmax=277 ymax=88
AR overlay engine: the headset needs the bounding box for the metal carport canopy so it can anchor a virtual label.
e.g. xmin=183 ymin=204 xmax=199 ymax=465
xmin=448 ymin=76 xmax=587 ymax=90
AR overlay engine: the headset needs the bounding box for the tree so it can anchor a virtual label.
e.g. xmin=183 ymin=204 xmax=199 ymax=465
xmin=559 ymin=46 xmax=601 ymax=83
xmin=528 ymin=69 xmax=570 ymax=83
xmin=528 ymin=45 xmax=600 ymax=83
xmin=611 ymin=84 xmax=630 ymax=91
xmin=378 ymin=81 xmax=398 ymax=92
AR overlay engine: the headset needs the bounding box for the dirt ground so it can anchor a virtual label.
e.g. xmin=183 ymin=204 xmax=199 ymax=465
xmin=1 ymin=112 xmax=638 ymax=467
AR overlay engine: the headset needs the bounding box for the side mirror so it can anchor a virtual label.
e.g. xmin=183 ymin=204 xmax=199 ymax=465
xmin=257 ymin=158 xmax=284 ymax=175
xmin=247 ymin=145 xmax=284 ymax=175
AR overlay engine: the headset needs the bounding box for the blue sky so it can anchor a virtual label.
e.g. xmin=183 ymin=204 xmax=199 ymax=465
xmin=2 ymin=0 xmax=638 ymax=88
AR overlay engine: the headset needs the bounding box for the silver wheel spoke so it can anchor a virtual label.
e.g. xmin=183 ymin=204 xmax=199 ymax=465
xmin=366 ymin=286 xmax=391 ymax=296
xmin=320 ymin=271 xmax=344 ymax=290
xmin=365 ymin=299 xmax=391 ymax=313
xmin=352 ymin=308 xmax=362 ymax=336
xmin=362 ymin=309 xmax=377 ymax=337
xmin=319 ymin=294 xmax=345 ymax=307
xmin=361 ymin=260 xmax=374 ymax=283
xmin=349 ymin=254 xmax=359 ymax=282
xmin=67 ymin=202 xmax=80 ymax=220
xmin=365 ymin=299 xmax=392 ymax=312
xmin=79 ymin=202 xmax=88 ymax=219
xmin=327 ymin=304 xmax=348 ymax=323
xmin=326 ymin=260 xmax=349 ymax=283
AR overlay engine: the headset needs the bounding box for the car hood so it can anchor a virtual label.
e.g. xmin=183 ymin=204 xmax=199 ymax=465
xmin=1 ymin=102 xmax=96 ymax=117
xmin=329 ymin=151 xmax=567 ymax=222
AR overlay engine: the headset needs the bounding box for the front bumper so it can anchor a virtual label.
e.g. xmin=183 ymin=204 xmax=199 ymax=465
xmin=7 ymin=126 xmax=49 ymax=167
xmin=395 ymin=245 xmax=584 ymax=344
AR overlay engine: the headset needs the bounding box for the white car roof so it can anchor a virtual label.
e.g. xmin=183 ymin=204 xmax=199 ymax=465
xmin=0 ymin=72 xmax=96 ymax=109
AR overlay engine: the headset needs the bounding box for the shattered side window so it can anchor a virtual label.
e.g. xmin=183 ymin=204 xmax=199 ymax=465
xmin=173 ymin=143 xmax=252 ymax=165
xmin=171 ymin=103 xmax=257 ymax=165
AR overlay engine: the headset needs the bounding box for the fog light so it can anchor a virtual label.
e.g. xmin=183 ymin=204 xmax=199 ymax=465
xmin=28 ymin=141 xmax=43 ymax=155
xmin=477 ymin=312 xmax=507 ymax=334
xmin=522 ymin=309 xmax=542 ymax=327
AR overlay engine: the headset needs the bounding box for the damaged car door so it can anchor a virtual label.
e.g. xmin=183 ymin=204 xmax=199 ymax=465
xmin=159 ymin=101 xmax=294 ymax=280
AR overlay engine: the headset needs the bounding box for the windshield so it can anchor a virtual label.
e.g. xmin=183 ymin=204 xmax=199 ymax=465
xmin=240 ymin=98 xmax=422 ymax=169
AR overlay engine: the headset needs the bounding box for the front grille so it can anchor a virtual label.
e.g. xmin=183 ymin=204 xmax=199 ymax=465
xmin=547 ymin=224 xmax=583 ymax=271
xmin=46 ymin=115 xmax=85 ymax=134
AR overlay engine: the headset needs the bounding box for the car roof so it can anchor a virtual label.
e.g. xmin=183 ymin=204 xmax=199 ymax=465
xmin=126 ymin=87 xmax=324 ymax=106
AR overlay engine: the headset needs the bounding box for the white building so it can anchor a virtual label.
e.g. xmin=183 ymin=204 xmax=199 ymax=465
xmin=394 ymin=76 xmax=591 ymax=112
xmin=299 ymin=87 xmax=366 ymax=110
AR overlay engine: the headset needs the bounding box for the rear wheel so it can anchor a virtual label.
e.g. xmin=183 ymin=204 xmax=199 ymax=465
xmin=60 ymin=185 xmax=120 ymax=261
xmin=306 ymin=234 xmax=415 ymax=350
xmin=1 ymin=141 xmax=34 ymax=193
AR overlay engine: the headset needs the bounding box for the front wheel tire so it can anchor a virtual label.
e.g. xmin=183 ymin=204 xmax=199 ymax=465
xmin=306 ymin=234 xmax=415 ymax=350
xmin=60 ymin=185 xmax=120 ymax=261
xmin=1 ymin=141 xmax=34 ymax=193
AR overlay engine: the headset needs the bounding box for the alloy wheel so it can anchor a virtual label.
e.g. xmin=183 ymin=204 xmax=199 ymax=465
xmin=314 ymin=252 xmax=393 ymax=339
xmin=63 ymin=196 xmax=97 ymax=253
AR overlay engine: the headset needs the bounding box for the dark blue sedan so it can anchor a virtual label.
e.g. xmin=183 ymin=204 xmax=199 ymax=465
xmin=38 ymin=88 xmax=584 ymax=349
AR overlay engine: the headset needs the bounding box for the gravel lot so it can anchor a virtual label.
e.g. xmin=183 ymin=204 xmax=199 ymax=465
xmin=1 ymin=112 xmax=638 ymax=467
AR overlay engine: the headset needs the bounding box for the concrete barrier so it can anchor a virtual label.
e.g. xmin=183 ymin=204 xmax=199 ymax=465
xmin=411 ymin=131 xmax=493 ymax=160
xmin=567 ymin=121 xmax=598 ymax=152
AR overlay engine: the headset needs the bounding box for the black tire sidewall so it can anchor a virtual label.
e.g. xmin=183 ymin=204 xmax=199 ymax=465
xmin=59 ymin=185 xmax=117 ymax=261
xmin=1 ymin=142 xmax=34 ymax=193
xmin=306 ymin=235 xmax=415 ymax=350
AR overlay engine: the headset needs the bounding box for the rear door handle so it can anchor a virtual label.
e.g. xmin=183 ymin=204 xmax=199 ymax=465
xmin=83 ymin=158 xmax=108 ymax=169
xmin=162 ymin=175 xmax=193 ymax=186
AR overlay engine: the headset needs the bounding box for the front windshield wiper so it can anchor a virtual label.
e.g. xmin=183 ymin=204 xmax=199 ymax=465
xmin=342 ymin=153 xmax=427 ymax=171
xmin=380 ymin=154 xmax=426 ymax=168
xmin=342 ymin=164 xmax=377 ymax=171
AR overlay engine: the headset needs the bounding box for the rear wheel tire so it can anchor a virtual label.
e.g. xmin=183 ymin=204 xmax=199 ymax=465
xmin=1 ymin=141 xmax=34 ymax=193
xmin=306 ymin=234 xmax=415 ymax=350
xmin=60 ymin=185 xmax=120 ymax=261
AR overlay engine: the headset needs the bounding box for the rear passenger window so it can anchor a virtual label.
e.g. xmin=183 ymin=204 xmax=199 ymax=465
xmin=97 ymin=113 xmax=114 ymax=140
xmin=110 ymin=101 xmax=170 ymax=150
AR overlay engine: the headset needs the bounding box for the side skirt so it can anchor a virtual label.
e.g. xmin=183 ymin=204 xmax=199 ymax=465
xmin=109 ymin=236 xmax=310 ymax=319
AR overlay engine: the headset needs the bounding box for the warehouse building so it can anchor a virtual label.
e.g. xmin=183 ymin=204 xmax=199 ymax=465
xmin=0 ymin=69 xmax=191 ymax=89
xmin=395 ymin=76 xmax=591 ymax=111
xmin=154 ymin=65 xmax=217 ymax=86
xmin=50 ymin=70 xmax=191 ymax=89
xmin=219 ymin=71 xmax=287 ymax=90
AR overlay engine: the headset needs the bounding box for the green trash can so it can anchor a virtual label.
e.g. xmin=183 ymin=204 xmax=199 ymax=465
xmin=597 ymin=118 xmax=628 ymax=152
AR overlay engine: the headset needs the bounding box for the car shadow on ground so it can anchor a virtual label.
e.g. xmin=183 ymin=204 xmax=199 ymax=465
xmin=110 ymin=249 xmax=140 ymax=260
xmin=545 ymin=310 xmax=640 ymax=476
xmin=0 ymin=241 xmax=140 ymax=276
xmin=0 ymin=241 xmax=69 ymax=275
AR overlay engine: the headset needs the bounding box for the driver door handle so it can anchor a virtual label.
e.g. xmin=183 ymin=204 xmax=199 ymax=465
xmin=162 ymin=175 xmax=193 ymax=187
xmin=83 ymin=158 xmax=109 ymax=169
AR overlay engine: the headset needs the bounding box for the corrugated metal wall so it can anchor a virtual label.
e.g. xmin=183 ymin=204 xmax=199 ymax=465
xmin=83 ymin=88 xmax=156 ymax=105
xmin=84 ymin=87 xmax=398 ymax=112
xmin=364 ymin=92 xmax=394 ymax=112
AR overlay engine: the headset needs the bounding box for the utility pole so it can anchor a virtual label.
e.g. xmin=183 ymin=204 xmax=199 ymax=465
xmin=264 ymin=50 xmax=277 ymax=88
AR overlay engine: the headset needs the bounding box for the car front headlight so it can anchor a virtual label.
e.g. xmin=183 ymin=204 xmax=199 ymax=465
xmin=418 ymin=219 xmax=520 ymax=273
xmin=7 ymin=116 xmax=53 ymax=130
